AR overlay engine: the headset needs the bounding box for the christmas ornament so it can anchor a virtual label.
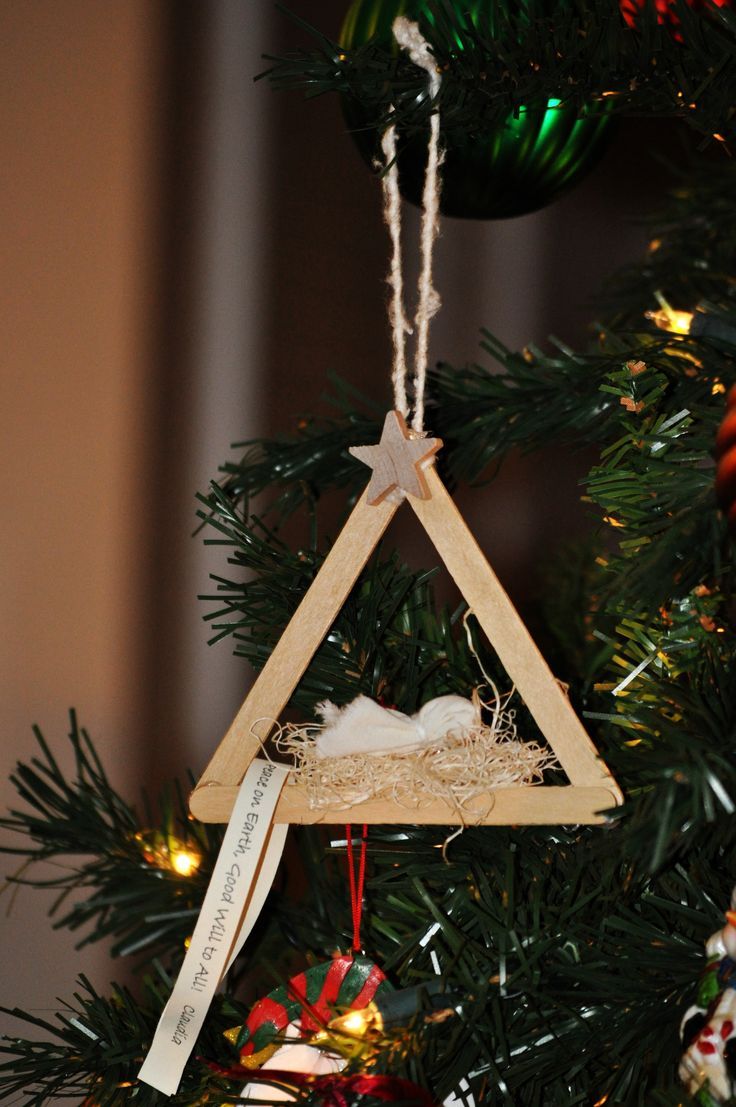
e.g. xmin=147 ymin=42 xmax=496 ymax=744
xmin=190 ymin=20 xmax=621 ymax=829
xmin=230 ymin=954 xmax=392 ymax=1068
xmin=339 ymin=0 xmax=610 ymax=220
xmin=715 ymin=385 xmax=736 ymax=532
xmin=679 ymin=890 xmax=736 ymax=1104
xmin=226 ymin=976 xmax=458 ymax=1103
xmin=621 ymin=0 xmax=731 ymax=33
xmin=141 ymin=29 xmax=622 ymax=1099
xmin=190 ymin=423 xmax=620 ymax=824
xmin=228 ymin=832 xmax=395 ymax=1102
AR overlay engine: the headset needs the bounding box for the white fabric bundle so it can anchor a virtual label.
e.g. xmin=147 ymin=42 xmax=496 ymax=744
xmin=314 ymin=694 xmax=477 ymax=758
xmin=275 ymin=690 xmax=555 ymax=813
xmin=241 ymin=1021 xmax=344 ymax=1103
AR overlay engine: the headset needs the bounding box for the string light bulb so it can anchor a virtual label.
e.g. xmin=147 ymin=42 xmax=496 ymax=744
xmin=169 ymin=844 xmax=202 ymax=876
xmin=646 ymin=292 xmax=693 ymax=336
xmin=647 ymin=295 xmax=736 ymax=347
xmin=327 ymin=1005 xmax=382 ymax=1039
xmin=310 ymin=1003 xmax=381 ymax=1059
xmin=134 ymin=829 xmax=202 ymax=877
xmin=311 ymin=980 xmax=459 ymax=1058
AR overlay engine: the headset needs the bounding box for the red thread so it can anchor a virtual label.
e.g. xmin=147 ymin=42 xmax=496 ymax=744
xmin=345 ymin=823 xmax=368 ymax=953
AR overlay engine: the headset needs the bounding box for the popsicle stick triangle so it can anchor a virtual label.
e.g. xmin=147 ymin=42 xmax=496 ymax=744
xmin=190 ymin=413 xmax=622 ymax=826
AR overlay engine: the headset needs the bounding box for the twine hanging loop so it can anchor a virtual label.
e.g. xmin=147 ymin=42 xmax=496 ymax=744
xmin=381 ymin=18 xmax=444 ymax=434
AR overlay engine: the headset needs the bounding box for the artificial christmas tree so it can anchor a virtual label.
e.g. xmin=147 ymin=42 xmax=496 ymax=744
xmin=3 ymin=3 xmax=736 ymax=1105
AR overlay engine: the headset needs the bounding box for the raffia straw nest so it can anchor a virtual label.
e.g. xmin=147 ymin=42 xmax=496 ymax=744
xmin=274 ymin=690 xmax=557 ymax=817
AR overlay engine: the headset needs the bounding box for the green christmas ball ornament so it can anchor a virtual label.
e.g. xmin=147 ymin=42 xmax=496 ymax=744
xmin=339 ymin=0 xmax=611 ymax=220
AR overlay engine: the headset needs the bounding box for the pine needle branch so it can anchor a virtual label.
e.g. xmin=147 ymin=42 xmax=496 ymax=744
xmin=198 ymin=496 xmax=492 ymax=716
xmin=0 ymin=713 xmax=223 ymax=961
xmin=264 ymin=0 xmax=736 ymax=144
xmin=0 ymin=975 xmax=241 ymax=1107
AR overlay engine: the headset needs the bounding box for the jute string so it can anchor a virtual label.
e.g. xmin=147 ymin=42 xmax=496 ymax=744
xmin=382 ymin=17 xmax=444 ymax=433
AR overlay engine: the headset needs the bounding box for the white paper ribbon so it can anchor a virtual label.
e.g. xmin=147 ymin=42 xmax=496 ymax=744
xmin=138 ymin=758 xmax=289 ymax=1096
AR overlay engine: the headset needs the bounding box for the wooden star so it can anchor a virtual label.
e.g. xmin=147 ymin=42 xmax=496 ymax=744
xmin=349 ymin=410 xmax=442 ymax=505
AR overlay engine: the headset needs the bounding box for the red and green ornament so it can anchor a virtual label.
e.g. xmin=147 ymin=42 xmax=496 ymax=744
xmin=229 ymin=954 xmax=392 ymax=1068
xmin=339 ymin=0 xmax=610 ymax=220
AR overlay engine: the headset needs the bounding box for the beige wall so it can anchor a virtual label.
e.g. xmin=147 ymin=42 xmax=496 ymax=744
xmin=1 ymin=0 xmax=162 ymax=1024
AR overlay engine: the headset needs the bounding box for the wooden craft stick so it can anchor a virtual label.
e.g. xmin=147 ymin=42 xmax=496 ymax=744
xmin=192 ymin=782 xmax=619 ymax=826
xmin=410 ymin=467 xmax=621 ymax=796
xmin=189 ymin=487 xmax=400 ymax=819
